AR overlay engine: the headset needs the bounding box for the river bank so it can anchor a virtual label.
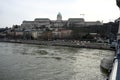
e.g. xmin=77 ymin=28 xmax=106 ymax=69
xmin=0 ymin=39 xmax=114 ymax=50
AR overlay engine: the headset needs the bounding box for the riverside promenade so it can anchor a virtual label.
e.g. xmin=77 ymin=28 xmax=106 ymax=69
xmin=0 ymin=39 xmax=113 ymax=50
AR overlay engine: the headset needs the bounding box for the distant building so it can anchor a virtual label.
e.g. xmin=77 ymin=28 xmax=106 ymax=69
xmin=50 ymin=12 xmax=67 ymax=28
xmin=21 ymin=18 xmax=51 ymax=30
xmin=15 ymin=31 xmax=23 ymax=36
xmin=21 ymin=21 xmax=34 ymax=30
xmin=31 ymin=30 xmax=44 ymax=39
xmin=20 ymin=12 xmax=102 ymax=30
xmin=85 ymin=21 xmax=102 ymax=26
xmin=67 ymin=18 xmax=85 ymax=27
xmin=52 ymin=29 xmax=72 ymax=39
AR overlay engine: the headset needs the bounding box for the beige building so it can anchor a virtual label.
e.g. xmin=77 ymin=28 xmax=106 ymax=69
xmin=52 ymin=29 xmax=72 ymax=39
xmin=15 ymin=31 xmax=24 ymax=36
xmin=31 ymin=31 xmax=38 ymax=39
xmin=31 ymin=30 xmax=44 ymax=39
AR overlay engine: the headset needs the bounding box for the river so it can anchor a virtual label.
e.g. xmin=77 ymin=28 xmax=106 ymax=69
xmin=0 ymin=42 xmax=114 ymax=80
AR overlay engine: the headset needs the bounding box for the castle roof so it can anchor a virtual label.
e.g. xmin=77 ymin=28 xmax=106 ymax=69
xmin=34 ymin=18 xmax=50 ymax=21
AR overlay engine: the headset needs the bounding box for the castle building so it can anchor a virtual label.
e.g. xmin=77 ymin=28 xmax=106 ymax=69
xmin=67 ymin=18 xmax=85 ymax=27
xmin=21 ymin=18 xmax=51 ymax=30
xmin=20 ymin=12 xmax=102 ymax=30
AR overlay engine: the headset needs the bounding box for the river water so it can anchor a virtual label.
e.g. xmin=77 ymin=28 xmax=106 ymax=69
xmin=0 ymin=42 xmax=114 ymax=80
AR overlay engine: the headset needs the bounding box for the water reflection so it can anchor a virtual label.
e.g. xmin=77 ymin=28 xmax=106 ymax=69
xmin=0 ymin=42 xmax=114 ymax=80
xmin=36 ymin=50 xmax=48 ymax=55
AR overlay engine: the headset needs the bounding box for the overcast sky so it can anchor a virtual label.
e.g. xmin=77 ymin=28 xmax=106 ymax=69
xmin=0 ymin=0 xmax=120 ymax=28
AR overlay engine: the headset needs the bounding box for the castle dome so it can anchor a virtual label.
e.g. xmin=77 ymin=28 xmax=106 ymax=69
xmin=57 ymin=12 xmax=62 ymax=20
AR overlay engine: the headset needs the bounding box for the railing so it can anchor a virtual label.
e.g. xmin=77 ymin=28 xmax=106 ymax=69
xmin=109 ymin=40 xmax=120 ymax=80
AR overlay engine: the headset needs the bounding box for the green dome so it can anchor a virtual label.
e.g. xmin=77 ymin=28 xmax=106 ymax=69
xmin=57 ymin=12 xmax=62 ymax=17
xmin=57 ymin=12 xmax=62 ymax=20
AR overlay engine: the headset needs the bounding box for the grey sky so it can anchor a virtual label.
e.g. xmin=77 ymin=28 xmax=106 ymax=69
xmin=0 ymin=0 xmax=119 ymax=28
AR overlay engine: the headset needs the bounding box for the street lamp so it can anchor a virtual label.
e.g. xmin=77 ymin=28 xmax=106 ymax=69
xmin=116 ymin=0 xmax=120 ymax=40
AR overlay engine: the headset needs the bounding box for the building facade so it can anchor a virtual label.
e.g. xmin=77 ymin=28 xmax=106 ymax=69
xmin=20 ymin=13 xmax=102 ymax=30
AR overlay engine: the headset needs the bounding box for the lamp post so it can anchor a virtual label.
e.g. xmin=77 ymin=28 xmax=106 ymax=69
xmin=116 ymin=0 xmax=120 ymax=40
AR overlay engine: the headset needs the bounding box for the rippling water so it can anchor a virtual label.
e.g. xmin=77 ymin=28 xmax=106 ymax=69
xmin=0 ymin=42 xmax=114 ymax=80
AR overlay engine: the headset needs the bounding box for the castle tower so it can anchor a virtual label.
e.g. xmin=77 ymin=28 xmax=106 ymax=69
xmin=57 ymin=12 xmax=62 ymax=21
